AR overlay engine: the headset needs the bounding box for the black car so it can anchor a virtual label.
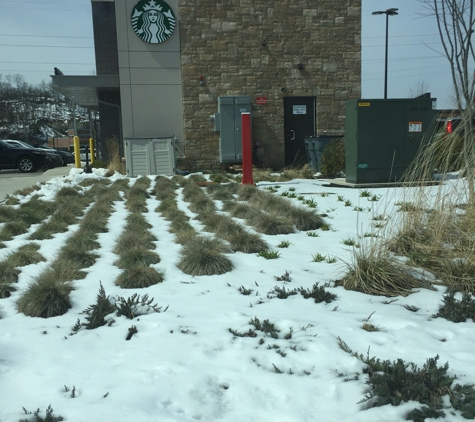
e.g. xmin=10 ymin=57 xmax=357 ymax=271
xmin=37 ymin=145 xmax=75 ymax=165
xmin=0 ymin=139 xmax=50 ymax=172
xmin=4 ymin=140 xmax=62 ymax=168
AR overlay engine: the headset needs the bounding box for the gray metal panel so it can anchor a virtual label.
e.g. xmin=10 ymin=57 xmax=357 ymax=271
xmin=218 ymin=97 xmax=237 ymax=162
xmin=217 ymin=96 xmax=251 ymax=163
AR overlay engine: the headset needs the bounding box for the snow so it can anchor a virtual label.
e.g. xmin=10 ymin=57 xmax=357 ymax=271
xmin=0 ymin=169 xmax=473 ymax=422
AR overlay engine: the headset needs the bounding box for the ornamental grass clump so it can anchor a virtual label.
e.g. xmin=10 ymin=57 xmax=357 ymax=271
xmin=114 ymin=248 xmax=161 ymax=270
xmin=17 ymin=278 xmax=74 ymax=318
xmin=116 ymin=266 xmax=165 ymax=289
xmin=125 ymin=176 xmax=151 ymax=212
xmin=227 ymin=231 xmax=269 ymax=253
xmin=249 ymin=189 xmax=324 ymax=231
xmin=7 ymin=243 xmax=45 ymax=267
xmin=177 ymin=235 xmax=233 ymax=276
xmin=251 ymin=212 xmax=295 ymax=235
xmin=0 ymin=260 xmax=20 ymax=286
xmin=336 ymin=241 xmax=423 ymax=297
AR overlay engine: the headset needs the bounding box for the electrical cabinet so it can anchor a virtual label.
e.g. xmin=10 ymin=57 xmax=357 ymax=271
xmin=124 ymin=137 xmax=176 ymax=177
xmin=211 ymin=96 xmax=251 ymax=163
xmin=345 ymin=98 xmax=437 ymax=184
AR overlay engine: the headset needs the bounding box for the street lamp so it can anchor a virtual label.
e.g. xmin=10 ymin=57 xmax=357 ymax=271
xmin=372 ymin=8 xmax=398 ymax=99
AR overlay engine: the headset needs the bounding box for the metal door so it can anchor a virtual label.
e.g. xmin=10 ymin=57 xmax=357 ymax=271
xmin=284 ymin=97 xmax=316 ymax=167
xmin=404 ymin=101 xmax=436 ymax=167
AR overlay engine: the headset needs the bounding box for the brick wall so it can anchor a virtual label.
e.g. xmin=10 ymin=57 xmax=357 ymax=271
xmin=178 ymin=0 xmax=361 ymax=170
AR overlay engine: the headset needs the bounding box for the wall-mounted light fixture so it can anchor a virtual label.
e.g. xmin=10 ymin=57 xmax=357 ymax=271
xmin=281 ymin=87 xmax=287 ymax=92
xmin=199 ymin=75 xmax=205 ymax=86
xmin=261 ymin=40 xmax=266 ymax=47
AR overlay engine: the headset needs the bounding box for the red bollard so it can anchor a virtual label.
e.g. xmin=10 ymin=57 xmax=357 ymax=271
xmin=241 ymin=112 xmax=253 ymax=185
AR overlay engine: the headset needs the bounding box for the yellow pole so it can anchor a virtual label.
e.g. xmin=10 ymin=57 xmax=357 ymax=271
xmin=73 ymin=136 xmax=81 ymax=168
xmin=89 ymin=138 xmax=95 ymax=164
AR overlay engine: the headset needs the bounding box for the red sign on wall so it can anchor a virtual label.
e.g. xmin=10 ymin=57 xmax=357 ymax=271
xmin=256 ymin=96 xmax=267 ymax=105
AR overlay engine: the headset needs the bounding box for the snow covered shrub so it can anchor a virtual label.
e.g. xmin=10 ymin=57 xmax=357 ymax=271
xmin=116 ymin=266 xmax=164 ymax=289
xmin=434 ymin=292 xmax=475 ymax=323
xmin=338 ymin=339 xmax=475 ymax=420
xmin=20 ymin=404 xmax=64 ymax=422
xmin=320 ymin=138 xmax=345 ymax=177
xmin=177 ymin=235 xmax=233 ymax=276
xmin=17 ymin=279 xmax=74 ymax=318
xmin=298 ymin=282 xmax=337 ymax=304
xmin=82 ymin=283 xmax=115 ymax=329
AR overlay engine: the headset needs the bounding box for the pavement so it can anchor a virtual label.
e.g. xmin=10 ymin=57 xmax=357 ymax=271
xmin=0 ymin=165 xmax=74 ymax=203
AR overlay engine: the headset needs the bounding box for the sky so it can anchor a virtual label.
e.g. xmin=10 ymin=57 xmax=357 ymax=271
xmin=0 ymin=168 xmax=474 ymax=421
xmin=0 ymin=0 xmax=459 ymax=109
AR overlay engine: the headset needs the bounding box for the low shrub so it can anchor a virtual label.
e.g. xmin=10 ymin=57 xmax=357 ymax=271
xmin=299 ymin=283 xmax=337 ymax=303
xmin=434 ymin=292 xmax=475 ymax=323
xmin=20 ymin=404 xmax=64 ymax=422
xmin=320 ymin=138 xmax=345 ymax=177
xmin=90 ymin=159 xmax=108 ymax=169
xmin=82 ymin=283 xmax=116 ymax=329
xmin=338 ymin=339 xmax=475 ymax=420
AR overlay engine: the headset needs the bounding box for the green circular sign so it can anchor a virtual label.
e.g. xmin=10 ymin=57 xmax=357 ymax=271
xmin=131 ymin=0 xmax=176 ymax=44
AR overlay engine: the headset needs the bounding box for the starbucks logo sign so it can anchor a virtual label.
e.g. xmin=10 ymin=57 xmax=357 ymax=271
xmin=131 ymin=0 xmax=176 ymax=44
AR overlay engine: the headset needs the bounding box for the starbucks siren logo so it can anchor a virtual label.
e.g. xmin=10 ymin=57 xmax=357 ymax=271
xmin=131 ymin=0 xmax=176 ymax=44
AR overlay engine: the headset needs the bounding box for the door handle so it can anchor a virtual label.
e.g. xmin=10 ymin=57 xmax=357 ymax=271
xmin=290 ymin=130 xmax=296 ymax=140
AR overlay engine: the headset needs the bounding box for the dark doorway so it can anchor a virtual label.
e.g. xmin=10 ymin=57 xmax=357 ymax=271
xmin=284 ymin=96 xmax=316 ymax=167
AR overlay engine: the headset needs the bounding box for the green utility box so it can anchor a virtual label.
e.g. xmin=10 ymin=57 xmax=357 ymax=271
xmin=345 ymin=98 xmax=437 ymax=184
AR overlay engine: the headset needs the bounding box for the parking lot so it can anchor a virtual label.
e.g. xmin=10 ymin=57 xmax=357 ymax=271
xmin=0 ymin=166 xmax=72 ymax=202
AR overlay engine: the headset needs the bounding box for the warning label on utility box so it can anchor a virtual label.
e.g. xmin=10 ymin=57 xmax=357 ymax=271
xmin=408 ymin=122 xmax=422 ymax=132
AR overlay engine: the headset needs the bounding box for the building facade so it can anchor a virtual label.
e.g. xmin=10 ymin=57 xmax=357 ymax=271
xmin=55 ymin=0 xmax=361 ymax=171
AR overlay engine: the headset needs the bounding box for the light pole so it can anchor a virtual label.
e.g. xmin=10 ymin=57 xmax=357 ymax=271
xmin=372 ymin=8 xmax=398 ymax=99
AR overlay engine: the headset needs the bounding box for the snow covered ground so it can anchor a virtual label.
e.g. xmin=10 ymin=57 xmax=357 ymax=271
xmin=0 ymin=169 xmax=473 ymax=422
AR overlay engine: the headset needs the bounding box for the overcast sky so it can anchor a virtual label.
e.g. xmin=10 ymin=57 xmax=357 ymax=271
xmin=0 ymin=0 xmax=458 ymax=109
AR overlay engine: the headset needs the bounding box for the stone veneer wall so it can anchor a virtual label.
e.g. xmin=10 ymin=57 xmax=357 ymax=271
xmin=178 ymin=0 xmax=361 ymax=170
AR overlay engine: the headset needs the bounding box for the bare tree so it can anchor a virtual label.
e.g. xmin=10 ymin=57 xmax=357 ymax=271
xmin=408 ymin=80 xmax=431 ymax=98
xmin=420 ymin=0 xmax=475 ymax=195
